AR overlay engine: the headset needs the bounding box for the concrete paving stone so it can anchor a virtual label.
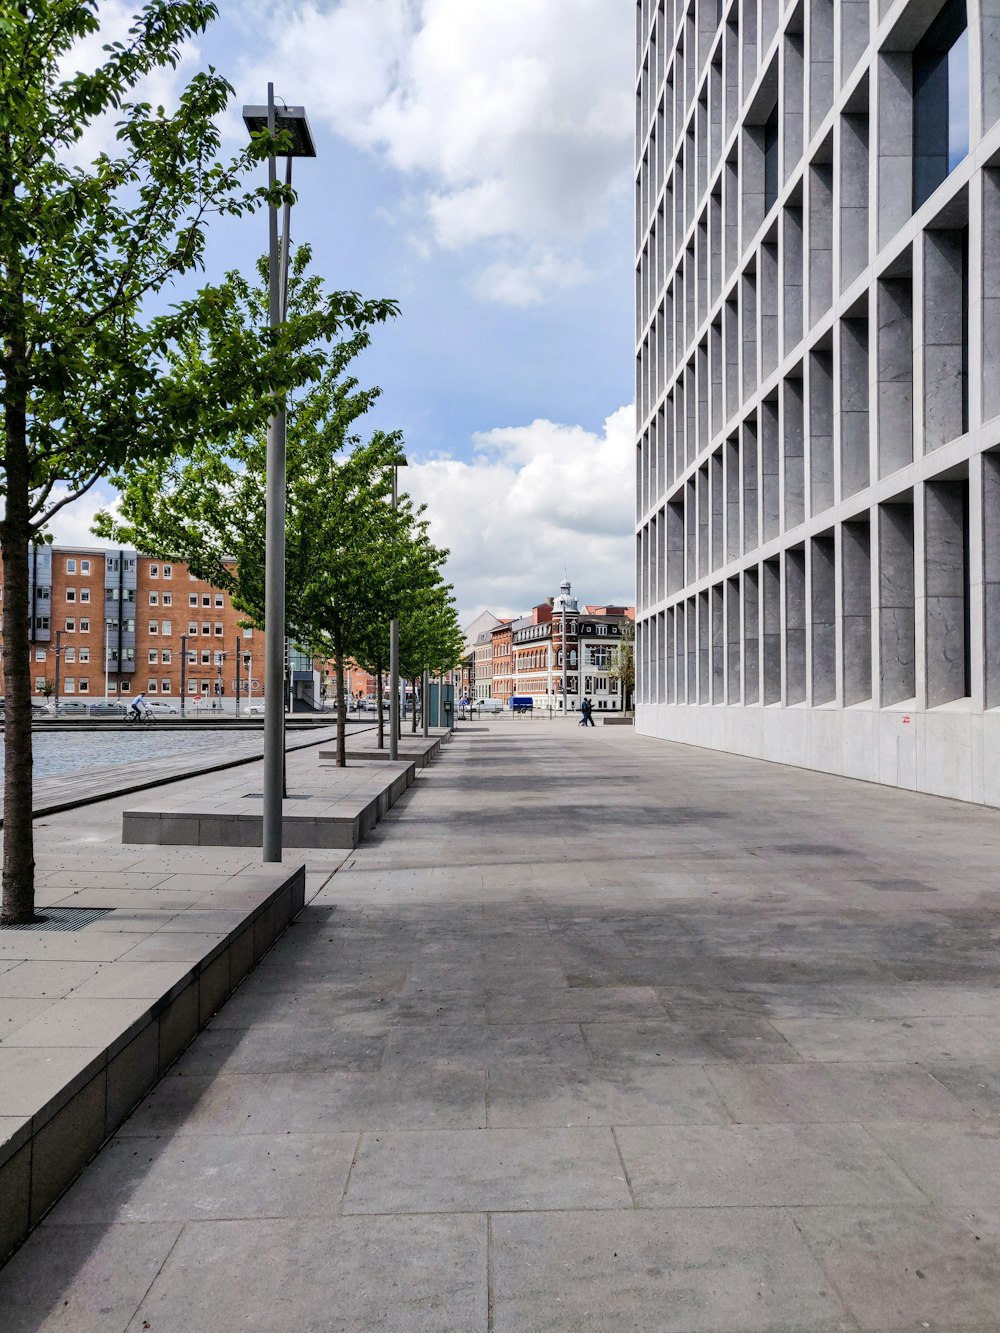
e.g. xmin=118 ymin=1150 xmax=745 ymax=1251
xmin=0 ymin=1222 xmax=182 ymax=1333
xmin=791 ymin=1205 xmax=1000 ymax=1329
xmin=69 ymin=960 xmax=194 ymax=1000
xmin=864 ymin=1120 xmax=1000 ymax=1211
xmin=836 ymin=982 xmax=1000 ymax=1018
xmin=0 ymin=997 xmax=58 ymax=1039
xmin=342 ymin=1127 xmax=632 ymax=1214
xmin=774 ymin=1015 xmax=1000 ymax=1062
xmin=204 ymin=981 xmax=391 ymax=1034
xmin=117 ymin=931 xmax=231 ymax=964
xmin=583 ymin=1016 xmax=800 ymax=1066
xmin=706 ymin=1061 xmax=973 ymax=1123
xmin=236 ymin=1068 xmax=487 ymax=1133
xmin=486 ymin=1064 xmax=731 ymax=1128
xmin=55 ymin=1131 xmax=359 ymax=1224
xmin=0 ymin=1047 xmax=105 ymax=1117
xmin=117 ymin=1072 xmax=259 ymax=1136
xmin=126 ymin=1214 xmax=486 ymax=1333
xmin=380 ymin=1021 xmax=590 ymax=1071
xmin=659 ymin=982 xmax=856 ymax=1019
xmin=484 ymin=984 xmax=663 ymax=1025
xmin=614 ymin=1123 xmax=924 ymax=1208
xmin=0 ymin=933 xmax=140 ymax=962
xmin=172 ymin=1022 xmax=386 ymax=1075
xmin=490 ymin=1208 xmax=851 ymax=1333
xmin=923 ymin=1061 xmax=1000 ymax=1118
xmin=0 ymin=996 xmax=153 ymax=1050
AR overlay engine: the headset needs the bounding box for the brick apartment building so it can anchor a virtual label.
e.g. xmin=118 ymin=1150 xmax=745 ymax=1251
xmin=3 ymin=545 xmax=262 ymax=704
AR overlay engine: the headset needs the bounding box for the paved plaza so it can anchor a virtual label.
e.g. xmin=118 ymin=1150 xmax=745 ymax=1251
xmin=4 ymin=722 xmax=1000 ymax=1329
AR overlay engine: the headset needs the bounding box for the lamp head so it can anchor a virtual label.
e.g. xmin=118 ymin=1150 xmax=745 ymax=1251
xmin=242 ymin=103 xmax=317 ymax=157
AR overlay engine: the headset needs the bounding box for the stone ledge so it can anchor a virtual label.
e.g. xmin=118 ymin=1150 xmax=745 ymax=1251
xmin=319 ymin=732 xmax=446 ymax=767
xmin=121 ymin=759 xmax=417 ymax=850
xmin=0 ymin=863 xmax=305 ymax=1263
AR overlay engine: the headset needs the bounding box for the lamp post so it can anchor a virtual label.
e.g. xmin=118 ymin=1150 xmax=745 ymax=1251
xmin=52 ymin=630 xmax=62 ymax=711
xmin=243 ymin=88 xmax=316 ymax=863
xmin=388 ymin=457 xmax=407 ymax=762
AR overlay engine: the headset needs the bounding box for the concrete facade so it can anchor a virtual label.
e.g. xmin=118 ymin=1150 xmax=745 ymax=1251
xmin=634 ymin=0 xmax=1000 ymax=805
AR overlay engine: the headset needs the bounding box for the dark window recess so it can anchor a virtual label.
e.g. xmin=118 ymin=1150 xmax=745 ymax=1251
xmin=764 ymin=104 xmax=780 ymax=212
xmin=913 ymin=0 xmax=969 ymax=210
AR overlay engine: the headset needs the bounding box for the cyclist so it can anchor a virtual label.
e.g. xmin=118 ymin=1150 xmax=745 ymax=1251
xmin=130 ymin=691 xmax=148 ymax=722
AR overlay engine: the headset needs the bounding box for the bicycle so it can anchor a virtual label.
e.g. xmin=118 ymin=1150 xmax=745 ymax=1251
xmin=124 ymin=705 xmax=156 ymax=725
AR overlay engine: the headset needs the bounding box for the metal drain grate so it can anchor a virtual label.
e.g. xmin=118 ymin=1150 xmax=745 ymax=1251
xmin=1 ymin=906 xmax=114 ymax=931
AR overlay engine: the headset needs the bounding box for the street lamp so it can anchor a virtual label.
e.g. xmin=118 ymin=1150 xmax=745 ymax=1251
xmin=389 ymin=457 xmax=408 ymax=762
xmin=243 ymin=87 xmax=316 ymax=864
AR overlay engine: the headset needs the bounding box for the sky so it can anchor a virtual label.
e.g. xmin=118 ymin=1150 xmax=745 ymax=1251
xmin=52 ymin=0 xmax=636 ymax=625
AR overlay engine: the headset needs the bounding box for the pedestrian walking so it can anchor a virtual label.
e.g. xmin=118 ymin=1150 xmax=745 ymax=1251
xmin=580 ymin=697 xmax=596 ymax=727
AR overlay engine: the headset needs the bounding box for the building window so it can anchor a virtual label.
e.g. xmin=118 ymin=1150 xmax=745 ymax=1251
xmin=79 ymin=618 xmax=89 ymax=632
xmin=79 ymin=678 xmax=89 ymax=693
xmin=214 ymin=651 xmax=224 ymax=665
xmin=149 ymin=564 xmax=158 ymax=578
xmin=81 ymin=560 xmax=90 ymax=575
xmin=161 ymin=620 xmax=171 ymax=636
xmin=214 ymin=622 xmax=223 ymax=636
xmin=149 ymin=650 xmax=158 ymax=663
xmin=34 ymin=647 xmax=45 ymax=662
xmin=764 ymin=103 xmax=779 ymax=213
xmin=188 ymin=680 xmax=197 ymax=693
xmin=214 ymin=594 xmax=224 ymax=608
xmin=80 ymin=589 xmax=90 ymax=603
xmin=120 ymin=681 xmax=131 ymax=693
xmin=66 ymin=559 xmax=76 ymax=573
xmin=79 ymin=648 xmax=90 ymax=663
xmin=34 ymin=677 xmax=46 ymax=692
xmin=149 ymin=592 xmax=159 ymax=606
xmin=202 ymin=622 xmax=210 ymax=635
xmin=913 ymin=0 xmax=969 ymax=210
xmin=163 ymin=564 xmax=172 ymax=579
xmin=66 ymin=588 xmax=76 ymax=602
xmin=162 ymin=593 xmax=172 ymax=606
xmin=161 ymin=679 xmax=171 ymax=692
xmin=148 ymin=680 xmax=158 ymax=692
xmin=201 ymin=650 xmax=210 ymax=664
xmin=243 ymin=626 xmax=253 ymax=638
xmin=161 ymin=649 xmax=172 ymax=664
xmin=65 ymin=618 xmax=75 ymax=632
xmin=189 ymin=593 xmax=198 ymax=607
xmin=148 ymin=620 xmax=158 ymax=635
xmin=64 ymin=677 xmax=76 ymax=693
xmin=188 ymin=622 xmax=198 ymax=636
xmin=202 ymin=594 xmax=211 ymax=607
xmin=65 ymin=647 xmax=76 ymax=663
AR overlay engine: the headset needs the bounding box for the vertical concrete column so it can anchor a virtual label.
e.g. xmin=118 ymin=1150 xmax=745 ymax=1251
xmin=982 ymin=453 xmax=1000 ymax=709
xmin=744 ymin=566 xmax=761 ymax=704
xmin=726 ymin=575 xmax=741 ymax=703
xmin=842 ymin=517 xmax=873 ymax=705
xmin=785 ymin=546 xmax=808 ymax=705
xmin=762 ymin=557 xmax=782 ymax=704
xmin=924 ymin=479 xmax=970 ymax=707
xmin=782 ymin=373 xmax=805 ymax=530
xmin=922 ymin=228 xmax=967 ymax=451
xmin=878 ymin=502 xmax=916 ymax=705
xmin=810 ymin=532 xmax=837 ymax=704
xmin=761 ymin=397 xmax=781 ymax=543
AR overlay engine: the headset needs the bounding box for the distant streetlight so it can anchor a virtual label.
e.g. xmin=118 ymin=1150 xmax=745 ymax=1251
xmin=242 ymin=86 xmax=316 ymax=863
xmin=389 ymin=456 xmax=408 ymax=762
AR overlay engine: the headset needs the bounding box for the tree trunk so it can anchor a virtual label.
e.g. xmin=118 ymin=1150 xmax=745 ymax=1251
xmin=334 ymin=649 xmax=347 ymax=769
xmin=410 ymin=677 xmax=418 ymax=732
xmin=1 ymin=398 xmax=38 ymax=923
xmin=376 ymin=666 xmax=384 ymax=748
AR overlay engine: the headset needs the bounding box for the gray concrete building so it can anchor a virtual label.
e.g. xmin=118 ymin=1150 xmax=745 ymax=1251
xmin=634 ymin=0 xmax=1000 ymax=805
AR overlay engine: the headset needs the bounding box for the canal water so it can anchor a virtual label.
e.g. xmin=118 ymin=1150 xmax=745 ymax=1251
xmin=7 ymin=730 xmax=261 ymax=779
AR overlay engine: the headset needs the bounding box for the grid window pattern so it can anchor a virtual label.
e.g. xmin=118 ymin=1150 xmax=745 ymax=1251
xmin=635 ymin=0 xmax=1000 ymax=804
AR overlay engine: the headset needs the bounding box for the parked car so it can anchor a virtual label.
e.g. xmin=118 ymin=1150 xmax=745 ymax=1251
xmin=474 ymin=698 xmax=504 ymax=714
xmin=144 ymin=700 xmax=179 ymax=714
xmin=53 ymin=700 xmax=90 ymax=716
xmin=245 ymin=701 xmax=265 ymax=716
xmin=88 ymin=701 xmax=127 ymax=716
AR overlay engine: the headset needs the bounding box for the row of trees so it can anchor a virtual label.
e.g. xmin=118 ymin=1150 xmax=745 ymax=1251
xmin=1 ymin=1 xmax=462 ymax=923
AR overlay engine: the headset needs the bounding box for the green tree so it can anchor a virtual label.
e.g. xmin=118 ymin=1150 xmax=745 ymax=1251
xmin=0 ymin=0 xmax=294 ymax=923
xmin=608 ymin=618 xmax=636 ymax=712
xmin=99 ymin=247 xmax=403 ymax=769
xmin=397 ymin=582 xmax=464 ymax=732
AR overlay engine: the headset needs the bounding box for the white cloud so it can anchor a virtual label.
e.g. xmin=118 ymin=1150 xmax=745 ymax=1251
xmin=58 ymin=0 xmax=201 ymax=165
xmin=238 ymin=0 xmax=632 ymax=303
xmin=43 ymin=484 xmax=121 ymax=551
xmin=404 ymin=404 xmax=635 ymax=622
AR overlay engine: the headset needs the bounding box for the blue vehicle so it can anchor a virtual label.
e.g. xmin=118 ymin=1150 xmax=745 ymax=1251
xmin=509 ymin=696 xmax=533 ymax=713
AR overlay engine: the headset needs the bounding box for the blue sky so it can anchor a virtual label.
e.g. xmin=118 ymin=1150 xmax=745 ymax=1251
xmin=54 ymin=0 xmax=636 ymax=623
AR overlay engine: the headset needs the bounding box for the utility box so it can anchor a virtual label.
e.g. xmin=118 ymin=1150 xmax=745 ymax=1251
xmin=427 ymin=681 xmax=455 ymax=729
